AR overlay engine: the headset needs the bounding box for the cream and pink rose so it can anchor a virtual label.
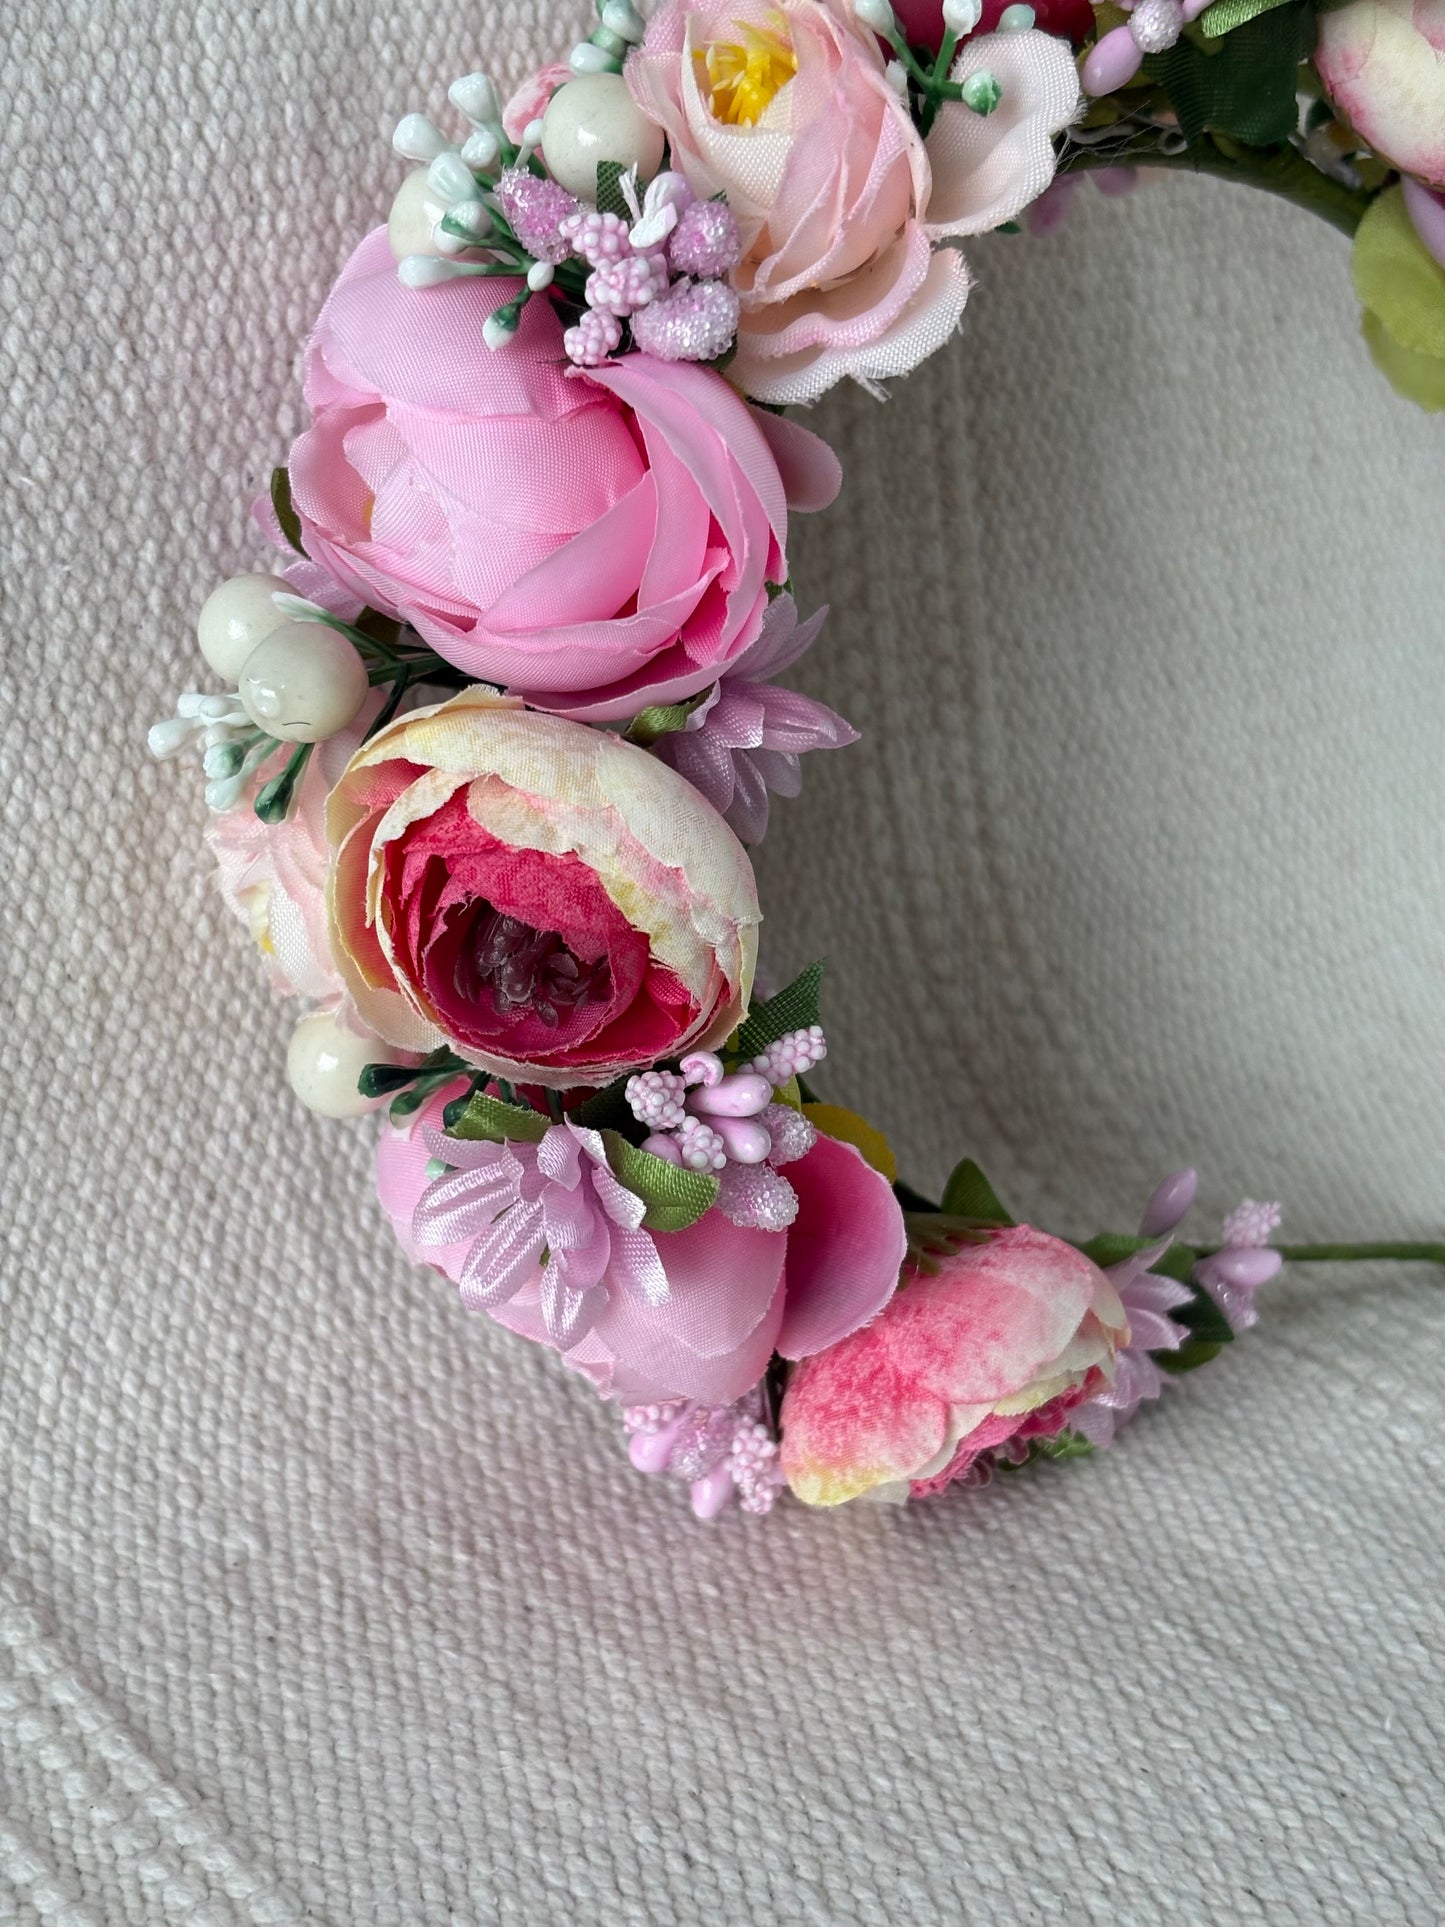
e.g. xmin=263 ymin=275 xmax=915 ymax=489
xmin=377 ymin=1090 xmax=907 ymax=1405
xmin=626 ymin=0 xmax=1079 ymax=404
xmin=288 ymin=228 xmax=839 ymax=721
xmin=780 ymin=1226 xmax=1128 ymax=1505
xmin=324 ymin=687 xmax=760 ymax=1087
xmin=1318 ymin=0 xmax=1445 ymax=191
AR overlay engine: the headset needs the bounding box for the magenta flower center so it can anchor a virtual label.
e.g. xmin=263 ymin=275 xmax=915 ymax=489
xmin=451 ymin=904 xmax=610 ymax=1028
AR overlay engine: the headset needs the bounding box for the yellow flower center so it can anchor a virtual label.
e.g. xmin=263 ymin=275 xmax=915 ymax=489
xmin=697 ymin=15 xmax=798 ymax=126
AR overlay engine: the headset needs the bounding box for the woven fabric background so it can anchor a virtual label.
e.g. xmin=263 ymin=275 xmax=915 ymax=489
xmin=3 ymin=2 xmax=1442 ymax=1921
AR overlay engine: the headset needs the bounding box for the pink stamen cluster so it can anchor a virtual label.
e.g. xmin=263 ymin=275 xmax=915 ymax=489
xmin=625 ymin=1068 xmax=688 ymax=1131
xmin=1083 ymin=0 xmax=1211 ymax=94
xmin=493 ymin=168 xmax=581 ymax=265
xmin=675 ymin=1114 xmax=727 ymax=1173
xmin=622 ymin=1390 xmax=783 ymax=1518
xmin=751 ymin=1025 xmax=828 ymax=1084
xmin=555 ymin=178 xmax=744 ymax=370
xmin=1221 ymin=1199 xmax=1283 ymax=1248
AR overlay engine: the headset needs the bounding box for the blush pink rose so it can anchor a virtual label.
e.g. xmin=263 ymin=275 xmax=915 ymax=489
xmin=287 ymin=228 xmax=839 ymax=721
xmin=325 ymin=686 xmax=759 ymax=1087
xmin=627 ymin=0 xmax=1079 ymax=403
xmin=377 ymin=1090 xmax=907 ymax=1406
xmin=1318 ymin=0 xmax=1445 ymax=190
xmin=780 ymin=1226 xmax=1128 ymax=1505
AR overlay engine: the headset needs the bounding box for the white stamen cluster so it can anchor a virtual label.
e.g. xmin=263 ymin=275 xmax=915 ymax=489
xmin=147 ymin=692 xmax=269 ymax=812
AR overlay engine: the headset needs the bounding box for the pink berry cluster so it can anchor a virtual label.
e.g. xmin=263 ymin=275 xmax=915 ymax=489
xmin=622 ymin=1390 xmax=785 ymax=1518
xmin=557 ymin=173 xmax=743 ymax=369
xmin=751 ymin=1025 xmax=828 ymax=1085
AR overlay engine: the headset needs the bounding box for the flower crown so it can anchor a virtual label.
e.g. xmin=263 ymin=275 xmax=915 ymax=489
xmin=151 ymin=0 xmax=1443 ymax=1520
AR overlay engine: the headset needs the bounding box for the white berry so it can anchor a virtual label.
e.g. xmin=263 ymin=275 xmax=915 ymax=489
xmin=237 ymin=622 xmax=369 ymax=743
xmin=196 ymin=572 xmax=292 ymax=682
xmin=286 ymin=1011 xmax=401 ymax=1119
xmin=539 ymin=75 xmax=665 ymax=201
xmin=388 ymin=167 xmax=451 ymax=261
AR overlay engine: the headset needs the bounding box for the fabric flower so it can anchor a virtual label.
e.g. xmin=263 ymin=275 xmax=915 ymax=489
xmin=207 ymin=701 xmax=379 ymax=1007
xmin=779 ymin=1226 xmax=1128 ymax=1506
xmin=502 ymin=62 xmax=573 ymax=144
xmin=409 ymin=1116 xmax=669 ymax=1350
xmin=890 ymin=0 xmax=1097 ymax=49
xmin=287 ymin=228 xmax=839 ymax=720
xmin=1070 ymin=1242 xmax=1191 ymax=1447
xmin=376 ymin=1095 xmax=907 ymax=1406
xmin=325 ymin=687 xmax=759 ymax=1086
xmin=1317 ymin=0 xmax=1445 ymax=191
xmin=654 ymin=594 xmax=858 ymax=843
xmin=627 ymin=0 xmax=1078 ymax=403
xmin=1351 ymin=184 xmax=1445 ymax=412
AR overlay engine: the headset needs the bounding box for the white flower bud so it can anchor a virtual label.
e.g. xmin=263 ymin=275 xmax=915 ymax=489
xmin=602 ymin=0 xmax=647 ymax=41
xmin=569 ymin=41 xmax=621 ymax=75
xmin=427 ymin=151 xmax=482 ymax=205
xmin=204 ymin=772 xmax=246 ymax=813
xmin=392 ymin=113 xmax=452 ymax=163
xmin=942 ymin=0 xmax=984 ymax=32
xmin=483 ymin=308 xmax=521 ymax=350
xmin=460 ymin=126 xmax=501 ymax=170
xmin=448 ymin=73 xmax=500 ymax=125
xmin=853 ymin=0 xmax=896 ymax=33
xmin=526 ymin=260 xmax=556 ymax=291
xmin=147 ymin=715 xmax=195 ymax=759
xmin=398 ymin=253 xmax=468 ymax=287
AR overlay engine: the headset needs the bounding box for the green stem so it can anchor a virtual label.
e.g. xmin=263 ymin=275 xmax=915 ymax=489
xmin=1060 ymin=137 xmax=1372 ymax=239
xmin=1273 ymin=1242 xmax=1445 ymax=1266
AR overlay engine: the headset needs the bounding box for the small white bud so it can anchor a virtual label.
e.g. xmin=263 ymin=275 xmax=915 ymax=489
xmin=203 ymin=740 xmax=246 ymax=780
xmin=884 ymin=58 xmax=908 ymax=93
xmin=960 ymin=67 xmax=1002 ymax=113
xmin=942 ymin=0 xmax=984 ymax=31
xmin=204 ymin=772 xmax=246 ymax=813
xmin=482 ymin=309 xmax=520 ymax=350
xmin=392 ymin=113 xmax=452 ymax=163
xmin=853 ymin=0 xmax=896 ymax=33
xmin=197 ymin=693 xmax=239 ymax=721
xmin=398 ymin=253 xmax=467 ymax=287
xmin=175 ymin=691 xmax=208 ymax=719
xmin=526 ymin=260 xmax=555 ymax=291
xmin=569 ymin=40 xmax=621 ymax=74
xmin=444 ymin=199 xmax=493 ymax=239
xmin=997 ymin=2 xmax=1036 ymax=26
xmin=433 ymin=224 xmax=472 ymax=256
xmin=460 ymin=126 xmax=501 ymax=170
xmin=602 ymin=0 xmax=647 ymax=41
xmin=448 ymin=72 xmax=500 ymax=125
xmin=427 ymin=151 xmax=482 ymax=205
xmin=148 ymin=715 xmax=195 ymax=759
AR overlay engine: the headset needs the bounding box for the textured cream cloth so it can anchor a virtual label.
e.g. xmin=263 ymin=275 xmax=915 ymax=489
xmin=3 ymin=2 xmax=1443 ymax=1922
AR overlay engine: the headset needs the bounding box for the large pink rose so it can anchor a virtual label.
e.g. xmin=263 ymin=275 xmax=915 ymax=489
xmin=325 ymin=687 xmax=759 ymax=1087
xmin=1318 ymin=0 xmax=1445 ymax=190
xmin=627 ymin=0 xmax=1079 ymax=403
xmin=780 ymin=1226 xmax=1128 ymax=1505
xmin=288 ymin=228 xmax=839 ymax=721
xmin=377 ymin=1092 xmax=907 ymax=1406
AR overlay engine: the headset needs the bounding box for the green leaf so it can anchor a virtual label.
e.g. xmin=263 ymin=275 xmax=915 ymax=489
xmin=601 ymin=1131 xmax=718 ymax=1232
xmin=939 ymin=1158 xmax=1015 ymax=1227
xmin=595 ymin=159 xmax=631 ymax=218
xmin=1198 ymin=0 xmax=1292 ymax=38
xmin=269 ymin=465 xmax=307 ymax=556
xmin=1157 ymin=1337 xmax=1225 ymax=1376
xmin=571 ymin=1075 xmax=638 ymax=1135
xmin=1144 ymin=1 xmax=1314 ymax=145
xmin=358 ymin=1061 xmax=422 ymax=1099
xmin=449 ymin=1090 xmax=548 ymax=1145
xmin=733 ymin=961 xmax=824 ymax=1061
xmin=625 ymin=688 xmax=711 ymax=747
xmin=1353 ymin=187 xmax=1445 ymax=411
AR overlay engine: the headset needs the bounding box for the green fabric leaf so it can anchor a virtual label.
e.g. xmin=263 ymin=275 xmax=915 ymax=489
xmin=358 ymin=1061 xmax=420 ymax=1098
xmin=601 ymin=1131 xmax=718 ymax=1232
xmin=1144 ymin=2 xmax=1313 ymax=145
xmin=269 ymin=465 xmax=307 ymax=556
xmin=733 ymin=961 xmax=825 ymax=1060
xmin=939 ymin=1159 xmax=1015 ymax=1227
xmin=1353 ymin=187 xmax=1445 ymax=410
xmin=449 ymin=1090 xmax=548 ymax=1144
xmin=571 ymin=1076 xmax=637 ymax=1135
xmin=595 ymin=160 xmax=630 ymax=217
xmin=1198 ymin=0 xmax=1293 ymax=39
xmin=626 ymin=689 xmax=711 ymax=746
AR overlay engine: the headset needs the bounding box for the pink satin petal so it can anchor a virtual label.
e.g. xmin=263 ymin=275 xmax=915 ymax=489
xmin=774 ymin=1134 xmax=907 ymax=1360
xmin=748 ymin=412 xmax=844 ymax=514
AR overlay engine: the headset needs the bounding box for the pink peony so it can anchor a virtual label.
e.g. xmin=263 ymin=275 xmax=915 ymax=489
xmin=324 ymin=687 xmax=759 ymax=1087
xmin=627 ymin=0 xmax=1078 ymax=403
xmin=1318 ymin=0 xmax=1445 ymax=190
xmin=377 ymin=1090 xmax=907 ymax=1405
xmin=780 ymin=1226 xmax=1128 ymax=1505
xmin=287 ymin=229 xmax=839 ymax=720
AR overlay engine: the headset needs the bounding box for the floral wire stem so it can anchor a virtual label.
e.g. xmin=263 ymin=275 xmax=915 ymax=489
xmin=1058 ymin=134 xmax=1374 ymax=239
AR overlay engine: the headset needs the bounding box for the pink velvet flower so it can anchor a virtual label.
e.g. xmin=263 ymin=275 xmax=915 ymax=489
xmin=377 ymin=1094 xmax=908 ymax=1406
xmin=654 ymin=594 xmax=858 ymax=843
xmin=627 ymin=0 xmax=1078 ymax=403
xmin=780 ymin=1226 xmax=1129 ymax=1505
xmin=325 ymin=687 xmax=759 ymax=1086
xmin=1318 ymin=0 xmax=1445 ymax=191
xmin=287 ymin=228 xmax=840 ymax=720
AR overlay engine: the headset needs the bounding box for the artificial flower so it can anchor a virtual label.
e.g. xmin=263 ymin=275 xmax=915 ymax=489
xmin=780 ymin=1225 xmax=1128 ymax=1505
xmin=890 ymin=0 xmax=1096 ymax=51
xmin=1070 ymin=1254 xmax=1191 ymax=1446
xmin=654 ymin=593 xmax=858 ymax=843
xmin=501 ymin=61 xmax=572 ymax=144
xmin=1351 ymin=184 xmax=1445 ymax=411
xmin=324 ymin=687 xmax=760 ymax=1086
xmin=1317 ymin=0 xmax=1445 ymax=191
xmin=376 ymin=1090 xmax=908 ymax=1405
xmin=627 ymin=0 xmax=1078 ymax=403
xmin=288 ymin=228 xmax=839 ymax=720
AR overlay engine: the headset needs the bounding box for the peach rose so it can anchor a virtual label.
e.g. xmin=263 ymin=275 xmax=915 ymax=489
xmin=627 ymin=0 xmax=1079 ymax=403
xmin=1318 ymin=0 xmax=1445 ymax=190
xmin=324 ymin=687 xmax=760 ymax=1087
